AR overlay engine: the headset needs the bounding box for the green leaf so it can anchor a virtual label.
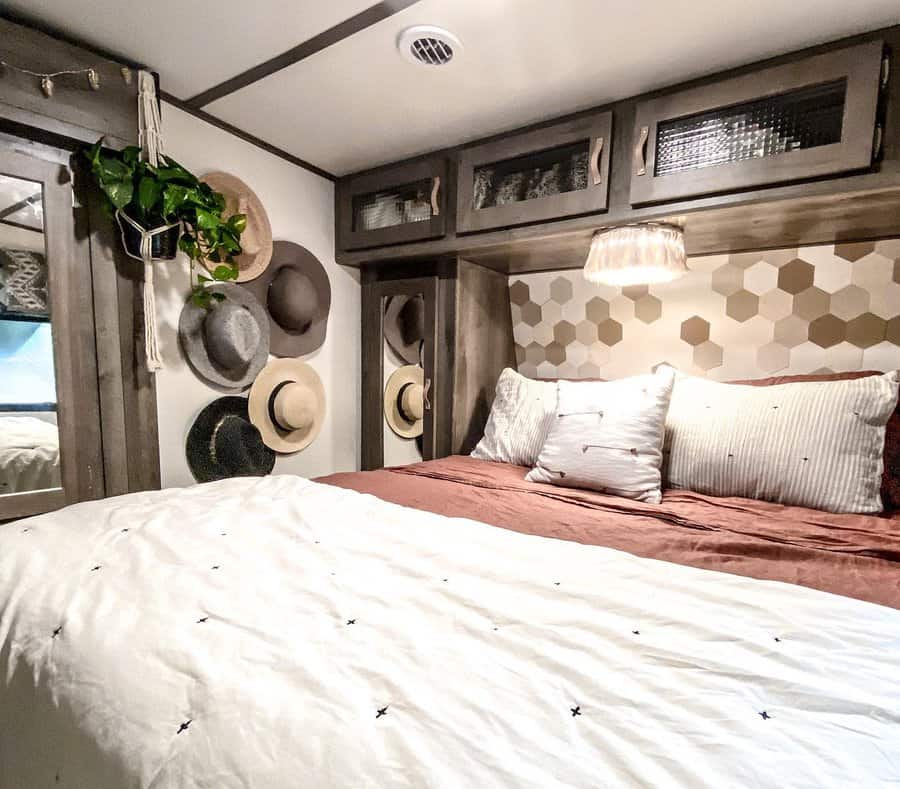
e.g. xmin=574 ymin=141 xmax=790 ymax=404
xmin=121 ymin=146 xmax=140 ymax=166
xmin=212 ymin=264 xmax=239 ymax=281
xmin=105 ymin=180 xmax=133 ymax=210
xmin=137 ymin=176 xmax=162 ymax=216
xmin=227 ymin=213 xmax=247 ymax=235
xmin=211 ymin=292 xmax=226 ymax=301
xmin=195 ymin=208 xmax=218 ymax=231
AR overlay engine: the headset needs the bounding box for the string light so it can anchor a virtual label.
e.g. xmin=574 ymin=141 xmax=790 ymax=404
xmin=0 ymin=60 xmax=105 ymax=98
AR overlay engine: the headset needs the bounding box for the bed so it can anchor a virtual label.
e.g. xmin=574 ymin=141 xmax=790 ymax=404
xmin=1 ymin=455 xmax=898 ymax=787
xmin=0 ymin=415 xmax=60 ymax=494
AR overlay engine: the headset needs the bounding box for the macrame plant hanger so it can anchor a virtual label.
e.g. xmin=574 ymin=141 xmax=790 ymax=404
xmin=125 ymin=69 xmax=172 ymax=372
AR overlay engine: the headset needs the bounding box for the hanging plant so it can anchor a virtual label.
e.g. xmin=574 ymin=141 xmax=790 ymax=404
xmin=84 ymin=140 xmax=245 ymax=308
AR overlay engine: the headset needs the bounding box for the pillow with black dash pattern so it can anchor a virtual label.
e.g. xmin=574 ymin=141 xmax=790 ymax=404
xmin=526 ymin=366 xmax=676 ymax=503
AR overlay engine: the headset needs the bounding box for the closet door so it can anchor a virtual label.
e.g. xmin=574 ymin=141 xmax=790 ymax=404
xmin=0 ymin=149 xmax=104 ymax=520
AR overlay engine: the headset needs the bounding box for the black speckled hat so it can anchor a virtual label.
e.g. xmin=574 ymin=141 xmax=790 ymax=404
xmin=186 ymin=396 xmax=276 ymax=483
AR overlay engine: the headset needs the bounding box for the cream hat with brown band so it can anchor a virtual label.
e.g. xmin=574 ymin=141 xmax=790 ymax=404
xmin=248 ymin=358 xmax=326 ymax=453
xmin=201 ymin=172 xmax=273 ymax=282
xmin=384 ymin=364 xmax=426 ymax=439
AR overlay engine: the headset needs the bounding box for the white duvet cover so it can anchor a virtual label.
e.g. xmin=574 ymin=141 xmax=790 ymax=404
xmin=1 ymin=475 xmax=898 ymax=788
xmin=0 ymin=416 xmax=60 ymax=494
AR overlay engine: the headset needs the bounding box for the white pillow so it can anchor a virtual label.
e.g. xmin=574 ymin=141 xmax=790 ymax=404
xmin=471 ymin=368 xmax=556 ymax=467
xmin=663 ymin=371 xmax=899 ymax=513
xmin=526 ymin=367 xmax=676 ymax=503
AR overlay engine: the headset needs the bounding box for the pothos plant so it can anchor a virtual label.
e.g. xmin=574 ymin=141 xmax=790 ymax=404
xmin=85 ymin=140 xmax=245 ymax=308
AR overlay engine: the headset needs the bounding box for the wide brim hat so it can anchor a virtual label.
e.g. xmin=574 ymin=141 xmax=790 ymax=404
xmin=241 ymin=241 xmax=331 ymax=357
xmin=179 ymin=282 xmax=270 ymax=392
xmin=186 ymin=396 xmax=276 ymax=483
xmin=248 ymin=357 xmax=326 ymax=453
xmin=201 ymin=172 xmax=273 ymax=282
xmin=384 ymin=294 xmax=424 ymax=365
xmin=384 ymin=364 xmax=425 ymax=439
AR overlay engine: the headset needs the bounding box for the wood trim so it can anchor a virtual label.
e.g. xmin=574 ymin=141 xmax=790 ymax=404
xmin=338 ymin=157 xmax=447 ymax=250
xmin=629 ymin=40 xmax=885 ymax=204
xmin=160 ymin=92 xmax=335 ymax=181
xmin=457 ymin=112 xmax=613 ymax=233
xmin=0 ymin=489 xmax=66 ymax=521
xmin=187 ymin=0 xmax=422 ymax=107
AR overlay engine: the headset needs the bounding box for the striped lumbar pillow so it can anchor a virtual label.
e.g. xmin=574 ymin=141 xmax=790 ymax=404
xmin=471 ymin=368 xmax=557 ymax=467
xmin=663 ymin=371 xmax=900 ymax=513
xmin=526 ymin=367 xmax=676 ymax=503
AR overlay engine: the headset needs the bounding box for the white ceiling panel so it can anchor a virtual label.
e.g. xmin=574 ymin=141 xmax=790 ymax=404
xmin=2 ymin=0 xmax=377 ymax=98
xmin=206 ymin=0 xmax=900 ymax=175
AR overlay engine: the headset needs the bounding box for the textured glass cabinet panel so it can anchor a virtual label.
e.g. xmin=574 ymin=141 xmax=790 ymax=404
xmin=473 ymin=140 xmax=590 ymax=210
xmin=655 ymin=80 xmax=847 ymax=176
xmin=352 ymin=179 xmax=434 ymax=232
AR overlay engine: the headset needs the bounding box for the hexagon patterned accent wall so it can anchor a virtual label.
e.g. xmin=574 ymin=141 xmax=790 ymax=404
xmin=509 ymin=240 xmax=900 ymax=380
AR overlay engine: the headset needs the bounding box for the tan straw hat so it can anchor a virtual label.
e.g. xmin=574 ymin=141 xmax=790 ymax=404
xmin=201 ymin=172 xmax=273 ymax=282
xmin=248 ymin=358 xmax=325 ymax=453
xmin=384 ymin=364 xmax=426 ymax=439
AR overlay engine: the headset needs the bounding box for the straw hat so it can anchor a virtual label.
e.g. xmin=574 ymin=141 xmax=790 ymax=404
xmin=384 ymin=364 xmax=426 ymax=439
xmin=186 ymin=396 xmax=276 ymax=483
xmin=248 ymin=357 xmax=326 ymax=453
xmin=241 ymin=241 xmax=331 ymax=357
xmin=384 ymin=294 xmax=424 ymax=365
xmin=178 ymin=283 xmax=270 ymax=392
xmin=201 ymin=172 xmax=273 ymax=282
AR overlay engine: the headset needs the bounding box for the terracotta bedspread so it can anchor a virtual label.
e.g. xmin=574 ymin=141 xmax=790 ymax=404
xmin=318 ymin=455 xmax=900 ymax=609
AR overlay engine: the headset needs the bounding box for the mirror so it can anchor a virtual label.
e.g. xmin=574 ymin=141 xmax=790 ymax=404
xmin=0 ymin=173 xmax=60 ymax=497
xmin=382 ymin=293 xmax=425 ymax=466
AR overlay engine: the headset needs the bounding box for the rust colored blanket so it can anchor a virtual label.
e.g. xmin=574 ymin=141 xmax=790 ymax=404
xmin=318 ymin=455 xmax=900 ymax=609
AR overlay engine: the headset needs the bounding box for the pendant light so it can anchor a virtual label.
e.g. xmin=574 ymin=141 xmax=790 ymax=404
xmin=584 ymin=222 xmax=687 ymax=286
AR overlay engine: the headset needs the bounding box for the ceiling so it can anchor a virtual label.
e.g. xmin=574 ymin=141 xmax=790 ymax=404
xmin=6 ymin=0 xmax=900 ymax=176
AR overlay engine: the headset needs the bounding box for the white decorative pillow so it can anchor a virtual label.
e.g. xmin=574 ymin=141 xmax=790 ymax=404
xmin=663 ymin=371 xmax=900 ymax=513
xmin=471 ymin=368 xmax=557 ymax=467
xmin=526 ymin=367 xmax=676 ymax=503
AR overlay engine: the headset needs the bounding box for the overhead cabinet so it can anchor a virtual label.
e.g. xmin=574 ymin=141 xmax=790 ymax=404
xmin=456 ymin=112 xmax=612 ymax=233
xmin=337 ymin=156 xmax=448 ymax=250
xmin=629 ymin=40 xmax=887 ymax=205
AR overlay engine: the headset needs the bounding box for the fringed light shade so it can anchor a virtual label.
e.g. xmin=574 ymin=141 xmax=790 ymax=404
xmin=583 ymin=223 xmax=687 ymax=286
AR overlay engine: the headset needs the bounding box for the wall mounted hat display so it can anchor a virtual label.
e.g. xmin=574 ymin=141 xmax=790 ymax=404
xmin=200 ymin=173 xmax=273 ymax=282
xmin=241 ymin=241 xmax=331 ymax=357
xmin=178 ymin=282 xmax=270 ymax=392
xmin=383 ymin=294 xmax=424 ymax=365
xmin=384 ymin=364 xmax=426 ymax=439
xmin=248 ymin=357 xmax=326 ymax=453
xmin=186 ymin=396 xmax=276 ymax=483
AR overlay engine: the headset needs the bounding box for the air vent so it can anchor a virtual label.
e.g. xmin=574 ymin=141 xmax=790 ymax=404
xmin=397 ymin=26 xmax=462 ymax=67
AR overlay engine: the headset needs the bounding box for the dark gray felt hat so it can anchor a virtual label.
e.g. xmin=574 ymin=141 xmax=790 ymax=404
xmin=384 ymin=294 xmax=424 ymax=365
xmin=178 ymin=283 xmax=270 ymax=392
xmin=186 ymin=396 xmax=275 ymax=483
xmin=240 ymin=241 xmax=331 ymax=357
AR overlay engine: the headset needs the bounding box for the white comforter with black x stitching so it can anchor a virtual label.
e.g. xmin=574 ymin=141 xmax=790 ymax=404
xmin=1 ymin=474 xmax=899 ymax=788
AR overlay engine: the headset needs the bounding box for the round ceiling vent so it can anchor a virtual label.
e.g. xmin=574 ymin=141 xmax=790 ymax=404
xmin=397 ymin=25 xmax=462 ymax=67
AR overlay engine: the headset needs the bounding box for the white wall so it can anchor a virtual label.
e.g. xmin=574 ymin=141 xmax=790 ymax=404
xmin=153 ymin=103 xmax=360 ymax=488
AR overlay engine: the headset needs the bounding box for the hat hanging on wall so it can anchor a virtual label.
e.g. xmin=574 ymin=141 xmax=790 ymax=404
xmin=186 ymin=396 xmax=276 ymax=483
xmin=178 ymin=282 xmax=270 ymax=392
xmin=248 ymin=357 xmax=326 ymax=453
xmin=201 ymin=172 xmax=273 ymax=282
xmin=241 ymin=241 xmax=331 ymax=357
xmin=384 ymin=364 xmax=427 ymax=439
xmin=383 ymin=294 xmax=424 ymax=365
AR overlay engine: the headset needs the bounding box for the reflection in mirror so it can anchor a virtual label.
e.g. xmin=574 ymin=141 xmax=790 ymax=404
xmin=0 ymin=174 xmax=60 ymax=496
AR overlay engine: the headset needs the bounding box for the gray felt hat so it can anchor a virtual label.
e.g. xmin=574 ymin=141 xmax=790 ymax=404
xmin=178 ymin=283 xmax=270 ymax=392
xmin=240 ymin=241 xmax=331 ymax=357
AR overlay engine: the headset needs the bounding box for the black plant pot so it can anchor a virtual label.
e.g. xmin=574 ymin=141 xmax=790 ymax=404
xmin=116 ymin=210 xmax=181 ymax=261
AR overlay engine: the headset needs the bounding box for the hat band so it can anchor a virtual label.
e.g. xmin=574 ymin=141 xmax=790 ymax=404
xmin=396 ymin=382 xmax=422 ymax=424
xmin=267 ymin=380 xmax=295 ymax=432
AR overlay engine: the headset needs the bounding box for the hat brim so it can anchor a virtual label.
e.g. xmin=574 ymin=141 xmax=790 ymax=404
xmin=240 ymin=241 xmax=331 ymax=357
xmin=384 ymin=364 xmax=424 ymax=439
xmin=248 ymin=358 xmax=326 ymax=453
xmin=201 ymin=173 xmax=273 ymax=282
xmin=179 ymin=283 xmax=271 ymax=392
xmin=186 ymin=396 xmax=275 ymax=483
xmin=383 ymin=295 xmax=424 ymax=365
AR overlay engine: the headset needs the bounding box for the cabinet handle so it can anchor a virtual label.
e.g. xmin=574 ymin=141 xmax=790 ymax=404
xmin=589 ymin=136 xmax=604 ymax=186
xmin=423 ymin=377 xmax=432 ymax=411
xmin=430 ymin=176 xmax=441 ymax=216
xmin=634 ymin=125 xmax=649 ymax=176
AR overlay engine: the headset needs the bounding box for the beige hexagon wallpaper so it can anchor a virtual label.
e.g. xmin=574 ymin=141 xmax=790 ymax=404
xmin=509 ymin=239 xmax=900 ymax=380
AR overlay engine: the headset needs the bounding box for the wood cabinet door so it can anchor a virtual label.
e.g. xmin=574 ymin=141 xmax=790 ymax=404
xmin=629 ymin=40 xmax=886 ymax=205
xmin=457 ymin=112 xmax=612 ymax=233
xmin=337 ymin=158 xmax=447 ymax=251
